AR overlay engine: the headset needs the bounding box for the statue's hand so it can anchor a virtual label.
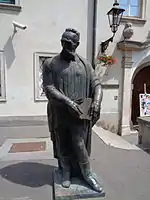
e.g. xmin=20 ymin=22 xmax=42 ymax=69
xmin=68 ymin=101 xmax=83 ymax=118
xmin=91 ymin=101 xmax=101 ymax=125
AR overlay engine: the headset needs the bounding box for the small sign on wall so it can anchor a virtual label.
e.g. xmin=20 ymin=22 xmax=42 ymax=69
xmin=139 ymin=94 xmax=150 ymax=116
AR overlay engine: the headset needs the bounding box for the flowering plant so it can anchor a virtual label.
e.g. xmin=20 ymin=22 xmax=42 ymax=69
xmin=96 ymin=54 xmax=117 ymax=66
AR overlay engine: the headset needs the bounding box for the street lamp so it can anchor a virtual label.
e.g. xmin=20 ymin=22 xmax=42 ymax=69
xmin=101 ymin=0 xmax=125 ymax=53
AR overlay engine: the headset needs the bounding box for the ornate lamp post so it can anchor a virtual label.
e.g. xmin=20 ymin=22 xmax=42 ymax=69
xmin=101 ymin=0 xmax=125 ymax=53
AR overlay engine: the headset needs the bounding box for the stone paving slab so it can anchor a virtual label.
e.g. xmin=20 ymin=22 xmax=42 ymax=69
xmin=0 ymin=138 xmax=53 ymax=161
xmin=9 ymin=141 xmax=46 ymax=153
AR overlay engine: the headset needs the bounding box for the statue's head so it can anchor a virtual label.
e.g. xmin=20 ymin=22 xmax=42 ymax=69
xmin=61 ymin=28 xmax=80 ymax=55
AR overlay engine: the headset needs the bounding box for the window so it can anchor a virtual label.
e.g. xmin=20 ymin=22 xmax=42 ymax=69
xmin=0 ymin=0 xmax=15 ymax=4
xmin=0 ymin=51 xmax=6 ymax=102
xmin=34 ymin=52 xmax=57 ymax=102
xmin=120 ymin=0 xmax=141 ymax=17
xmin=0 ymin=0 xmax=21 ymax=12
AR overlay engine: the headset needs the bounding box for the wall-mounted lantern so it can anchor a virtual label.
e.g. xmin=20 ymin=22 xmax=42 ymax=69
xmin=101 ymin=0 xmax=125 ymax=53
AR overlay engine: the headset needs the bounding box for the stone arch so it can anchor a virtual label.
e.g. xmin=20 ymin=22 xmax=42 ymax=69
xmin=131 ymin=57 xmax=150 ymax=82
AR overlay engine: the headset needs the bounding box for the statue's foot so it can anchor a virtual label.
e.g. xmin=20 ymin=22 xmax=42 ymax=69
xmin=62 ymin=179 xmax=71 ymax=188
xmin=80 ymin=162 xmax=103 ymax=193
xmin=61 ymin=171 xmax=71 ymax=188
xmin=84 ymin=173 xmax=103 ymax=193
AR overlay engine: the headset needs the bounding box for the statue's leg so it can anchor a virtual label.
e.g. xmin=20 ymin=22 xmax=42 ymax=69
xmin=71 ymin=121 xmax=103 ymax=193
xmin=57 ymin=124 xmax=71 ymax=188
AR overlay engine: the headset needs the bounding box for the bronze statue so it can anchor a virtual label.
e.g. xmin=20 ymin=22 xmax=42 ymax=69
xmin=42 ymin=28 xmax=103 ymax=193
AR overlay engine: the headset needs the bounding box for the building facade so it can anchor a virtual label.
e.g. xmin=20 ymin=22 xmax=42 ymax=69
xmin=0 ymin=0 xmax=149 ymax=135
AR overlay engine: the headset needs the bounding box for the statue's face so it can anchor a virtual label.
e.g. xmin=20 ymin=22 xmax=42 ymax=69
xmin=61 ymin=31 xmax=79 ymax=55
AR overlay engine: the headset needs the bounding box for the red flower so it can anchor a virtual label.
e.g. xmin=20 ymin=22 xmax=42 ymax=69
xmin=96 ymin=55 xmax=117 ymax=66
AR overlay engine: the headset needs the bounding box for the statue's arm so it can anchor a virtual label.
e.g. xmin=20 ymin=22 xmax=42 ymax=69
xmin=93 ymin=84 xmax=103 ymax=106
xmin=42 ymin=59 xmax=72 ymax=104
xmin=42 ymin=59 xmax=81 ymax=114
xmin=88 ymin=63 xmax=103 ymax=125
xmin=89 ymin=64 xmax=103 ymax=105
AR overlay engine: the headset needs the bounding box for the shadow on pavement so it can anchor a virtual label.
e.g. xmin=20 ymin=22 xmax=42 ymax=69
xmin=0 ymin=162 xmax=56 ymax=187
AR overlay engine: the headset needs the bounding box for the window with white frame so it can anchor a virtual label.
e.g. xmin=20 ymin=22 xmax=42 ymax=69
xmin=0 ymin=51 xmax=6 ymax=101
xmin=0 ymin=0 xmax=15 ymax=4
xmin=0 ymin=0 xmax=21 ymax=8
xmin=120 ymin=0 xmax=142 ymax=17
xmin=34 ymin=52 xmax=57 ymax=102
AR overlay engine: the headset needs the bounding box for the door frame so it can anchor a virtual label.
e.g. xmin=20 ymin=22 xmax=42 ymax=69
xmin=130 ymin=62 xmax=150 ymax=129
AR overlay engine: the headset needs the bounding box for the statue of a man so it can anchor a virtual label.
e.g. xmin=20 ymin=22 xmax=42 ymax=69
xmin=42 ymin=28 xmax=103 ymax=192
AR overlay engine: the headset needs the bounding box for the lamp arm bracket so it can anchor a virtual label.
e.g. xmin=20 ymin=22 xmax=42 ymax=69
xmin=101 ymin=33 xmax=115 ymax=53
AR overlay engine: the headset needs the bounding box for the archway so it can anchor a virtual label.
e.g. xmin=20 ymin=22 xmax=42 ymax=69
xmin=131 ymin=66 xmax=150 ymax=126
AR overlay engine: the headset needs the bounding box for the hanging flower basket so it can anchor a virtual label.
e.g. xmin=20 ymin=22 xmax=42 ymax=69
xmin=96 ymin=54 xmax=117 ymax=66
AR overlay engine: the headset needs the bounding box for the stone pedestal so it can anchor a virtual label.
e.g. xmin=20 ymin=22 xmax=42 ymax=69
xmin=137 ymin=117 xmax=150 ymax=150
xmin=53 ymin=169 xmax=105 ymax=200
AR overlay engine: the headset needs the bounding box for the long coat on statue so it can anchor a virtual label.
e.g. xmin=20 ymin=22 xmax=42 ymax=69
xmin=42 ymin=53 xmax=101 ymax=161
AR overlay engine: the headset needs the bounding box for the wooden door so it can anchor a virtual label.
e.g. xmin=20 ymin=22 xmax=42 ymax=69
xmin=131 ymin=66 xmax=150 ymax=126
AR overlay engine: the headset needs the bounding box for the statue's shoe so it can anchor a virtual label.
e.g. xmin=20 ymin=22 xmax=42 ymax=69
xmin=61 ymin=180 xmax=71 ymax=188
xmin=84 ymin=173 xmax=103 ymax=193
xmin=61 ymin=171 xmax=71 ymax=188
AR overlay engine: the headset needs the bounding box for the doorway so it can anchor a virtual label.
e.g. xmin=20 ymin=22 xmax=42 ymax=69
xmin=131 ymin=66 xmax=150 ymax=126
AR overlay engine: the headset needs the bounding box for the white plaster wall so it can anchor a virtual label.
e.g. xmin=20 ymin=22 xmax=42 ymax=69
xmin=95 ymin=0 xmax=124 ymax=132
xmin=0 ymin=0 xmax=150 ymax=133
xmin=95 ymin=0 xmax=150 ymax=132
xmin=0 ymin=0 xmax=88 ymax=116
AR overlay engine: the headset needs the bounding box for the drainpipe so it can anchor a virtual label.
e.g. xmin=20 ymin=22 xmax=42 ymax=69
xmin=91 ymin=0 xmax=98 ymax=69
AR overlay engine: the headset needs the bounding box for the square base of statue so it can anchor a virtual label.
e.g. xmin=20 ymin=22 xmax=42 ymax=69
xmin=53 ymin=169 xmax=105 ymax=200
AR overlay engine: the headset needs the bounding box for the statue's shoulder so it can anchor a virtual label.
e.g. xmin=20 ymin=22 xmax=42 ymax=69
xmin=43 ymin=54 xmax=60 ymax=69
xmin=77 ymin=54 xmax=91 ymax=66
